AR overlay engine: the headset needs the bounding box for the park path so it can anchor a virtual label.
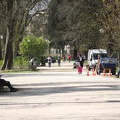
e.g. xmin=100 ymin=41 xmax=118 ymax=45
xmin=0 ymin=61 xmax=120 ymax=120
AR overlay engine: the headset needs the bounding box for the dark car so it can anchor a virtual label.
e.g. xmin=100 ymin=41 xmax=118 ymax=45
xmin=96 ymin=57 xmax=116 ymax=75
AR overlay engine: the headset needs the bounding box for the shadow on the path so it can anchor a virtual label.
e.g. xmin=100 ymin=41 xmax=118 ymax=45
xmin=1 ymin=100 xmax=120 ymax=107
xmin=1 ymin=73 xmax=82 ymax=78
xmin=1 ymin=82 xmax=120 ymax=97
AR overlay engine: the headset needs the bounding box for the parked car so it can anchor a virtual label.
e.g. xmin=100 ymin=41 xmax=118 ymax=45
xmin=96 ymin=57 xmax=116 ymax=75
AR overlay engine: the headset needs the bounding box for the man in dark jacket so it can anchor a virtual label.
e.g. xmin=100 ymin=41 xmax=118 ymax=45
xmin=0 ymin=75 xmax=18 ymax=92
xmin=58 ymin=57 xmax=61 ymax=67
xmin=77 ymin=54 xmax=84 ymax=68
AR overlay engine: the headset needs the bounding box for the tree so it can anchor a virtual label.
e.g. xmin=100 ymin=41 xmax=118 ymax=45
xmin=47 ymin=0 xmax=103 ymax=57
xmin=47 ymin=0 xmax=120 ymax=56
xmin=0 ymin=0 xmax=49 ymax=70
xmin=19 ymin=35 xmax=48 ymax=61
xmin=98 ymin=0 xmax=120 ymax=55
xmin=47 ymin=0 xmax=71 ymax=56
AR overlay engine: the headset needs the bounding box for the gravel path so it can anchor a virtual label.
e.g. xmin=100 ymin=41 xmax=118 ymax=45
xmin=0 ymin=61 xmax=120 ymax=120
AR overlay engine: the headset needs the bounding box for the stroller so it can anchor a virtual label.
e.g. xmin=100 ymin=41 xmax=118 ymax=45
xmin=73 ymin=61 xmax=77 ymax=69
xmin=76 ymin=62 xmax=82 ymax=74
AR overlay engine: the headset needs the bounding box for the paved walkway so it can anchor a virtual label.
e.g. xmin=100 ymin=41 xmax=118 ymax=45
xmin=0 ymin=61 xmax=120 ymax=120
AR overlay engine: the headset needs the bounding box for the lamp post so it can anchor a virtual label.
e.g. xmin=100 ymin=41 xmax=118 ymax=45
xmin=27 ymin=39 xmax=32 ymax=59
xmin=0 ymin=35 xmax=3 ymax=60
xmin=58 ymin=49 xmax=59 ymax=54
xmin=99 ymin=29 xmax=104 ymax=34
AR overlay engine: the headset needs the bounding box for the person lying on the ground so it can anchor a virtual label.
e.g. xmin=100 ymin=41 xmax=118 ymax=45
xmin=0 ymin=75 xmax=19 ymax=92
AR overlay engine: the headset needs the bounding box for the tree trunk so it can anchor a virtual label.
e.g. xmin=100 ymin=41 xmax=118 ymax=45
xmin=1 ymin=0 xmax=14 ymax=70
xmin=0 ymin=40 xmax=2 ymax=60
xmin=14 ymin=23 xmax=26 ymax=57
xmin=1 ymin=27 xmax=13 ymax=70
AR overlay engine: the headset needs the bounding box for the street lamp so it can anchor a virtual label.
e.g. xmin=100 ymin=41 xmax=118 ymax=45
xmin=67 ymin=45 xmax=70 ymax=55
xmin=0 ymin=35 xmax=3 ymax=59
xmin=58 ymin=49 xmax=59 ymax=54
xmin=99 ymin=29 xmax=104 ymax=34
xmin=0 ymin=35 xmax=3 ymax=40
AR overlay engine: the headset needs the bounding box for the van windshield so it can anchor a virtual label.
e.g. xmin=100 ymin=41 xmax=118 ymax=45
xmin=93 ymin=53 xmax=107 ymax=60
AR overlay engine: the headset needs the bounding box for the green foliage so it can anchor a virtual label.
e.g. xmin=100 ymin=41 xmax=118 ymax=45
xmin=48 ymin=0 xmax=103 ymax=49
xmin=19 ymin=35 xmax=48 ymax=60
xmin=48 ymin=0 xmax=120 ymax=54
xmin=13 ymin=56 xmax=29 ymax=69
xmin=99 ymin=0 xmax=120 ymax=54
xmin=0 ymin=60 xmax=3 ymax=67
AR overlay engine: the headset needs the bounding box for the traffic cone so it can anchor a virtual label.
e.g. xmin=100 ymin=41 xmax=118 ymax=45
xmin=94 ymin=70 xmax=96 ymax=75
xmin=108 ymin=69 xmax=112 ymax=76
xmin=86 ymin=69 xmax=89 ymax=76
xmin=103 ymin=69 xmax=106 ymax=76
xmin=92 ymin=68 xmax=96 ymax=75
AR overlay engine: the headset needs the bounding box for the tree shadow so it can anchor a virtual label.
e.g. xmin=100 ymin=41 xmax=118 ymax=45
xmin=1 ymin=82 xmax=120 ymax=98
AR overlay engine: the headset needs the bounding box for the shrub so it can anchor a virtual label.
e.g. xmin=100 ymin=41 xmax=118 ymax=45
xmin=19 ymin=35 xmax=48 ymax=60
xmin=13 ymin=56 xmax=29 ymax=69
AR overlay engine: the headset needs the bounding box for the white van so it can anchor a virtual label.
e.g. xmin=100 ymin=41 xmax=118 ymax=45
xmin=87 ymin=49 xmax=107 ymax=69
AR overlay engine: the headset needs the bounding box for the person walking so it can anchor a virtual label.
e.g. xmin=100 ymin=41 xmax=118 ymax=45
xmin=29 ymin=58 xmax=34 ymax=66
xmin=47 ymin=56 xmax=52 ymax=67
xmin=77 ymin=54 xmax=84 ymax=68
xmin=95 ymin=57 xmax=100 ymax=74
xmin=67 ymin=55 xmax=71 ymax=63
xmin=63 ymin=54 xmax=66 ymax=62
xmin=58 ymin=57 xmax=61 ymax=67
